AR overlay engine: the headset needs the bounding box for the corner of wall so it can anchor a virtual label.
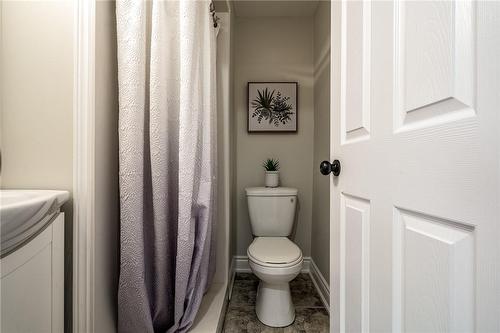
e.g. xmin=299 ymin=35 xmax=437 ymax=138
xmin=311 ymin=0 xmax=331 ymax=285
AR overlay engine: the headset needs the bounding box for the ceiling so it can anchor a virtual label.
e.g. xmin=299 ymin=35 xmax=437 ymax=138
xmin=231 ymin=0 xmax=320 ymax=17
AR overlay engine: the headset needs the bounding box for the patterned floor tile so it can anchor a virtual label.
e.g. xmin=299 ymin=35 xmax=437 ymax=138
xmin=290 ymin=275 xmax=324 ymax=308
xmin=284 ymin=307 xmax=329 ymax=332
xmin=223 ymin=306 xmax=284 ymax=333
xmin=229 ymin=278 xmax=259 ymax=307
xmin=223 ymin=273 xmax=329 ymax=332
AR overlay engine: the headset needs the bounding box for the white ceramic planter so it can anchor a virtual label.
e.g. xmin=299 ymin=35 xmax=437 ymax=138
xmin=265 ymin=171 xmax=279 ymax=187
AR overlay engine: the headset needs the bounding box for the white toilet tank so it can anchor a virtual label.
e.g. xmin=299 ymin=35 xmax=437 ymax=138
xmin=245 ymin=187 xmax=298 ymax=236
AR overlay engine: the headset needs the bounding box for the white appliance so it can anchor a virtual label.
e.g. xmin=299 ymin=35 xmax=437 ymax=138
xmin=245 ymin=187 xmax=302 ymax=327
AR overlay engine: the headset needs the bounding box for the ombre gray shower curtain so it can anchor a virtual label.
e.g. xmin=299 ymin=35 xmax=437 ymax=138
xmin=116 ymin=1 xmax=217 ymax=332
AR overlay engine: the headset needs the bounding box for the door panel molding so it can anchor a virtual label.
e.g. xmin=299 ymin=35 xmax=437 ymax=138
xmin=392 ymin=208 xmax=475 ymax=333
xmin=341 ymin=0 xmax=371 ymax=144
xmin=393 ymin=0 xmax=476 ymax=133
xmin=340 ymin=194 xmax=370 ymax=333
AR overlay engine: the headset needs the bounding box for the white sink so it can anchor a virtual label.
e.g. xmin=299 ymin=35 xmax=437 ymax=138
xmin=0 ymin=190 xmax=69 ymax=256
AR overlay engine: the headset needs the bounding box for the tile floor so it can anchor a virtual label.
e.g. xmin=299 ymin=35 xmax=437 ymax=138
xmin=222 ymin=273 xmax=329 ymax=332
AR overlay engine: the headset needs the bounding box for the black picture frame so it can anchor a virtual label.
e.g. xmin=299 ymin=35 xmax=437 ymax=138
xmin=247 ymin=82 xmax=298 ymax=133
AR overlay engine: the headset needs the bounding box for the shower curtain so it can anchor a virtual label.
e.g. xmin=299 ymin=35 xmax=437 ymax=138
xmin=116 ymin=1 xmax=217 ymax=332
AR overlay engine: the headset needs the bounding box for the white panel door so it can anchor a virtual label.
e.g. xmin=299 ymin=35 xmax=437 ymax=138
xmin=329 ymin=1 xmax=500 ymax=332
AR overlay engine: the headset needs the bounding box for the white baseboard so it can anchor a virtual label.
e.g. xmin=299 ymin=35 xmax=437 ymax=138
xmin=232 ymin=255 xmax=329 ymax=312
xmin=309 ymin=259 xmax=330 ymax=312
xmin=234 ymin=255 xmax=252 ymax=273
xmin=228 ymin=257 xmax=236 ymax=300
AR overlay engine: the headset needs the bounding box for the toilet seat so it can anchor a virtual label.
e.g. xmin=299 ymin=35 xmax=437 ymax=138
xmin=248 ymin=237 xmax=302 ymax=268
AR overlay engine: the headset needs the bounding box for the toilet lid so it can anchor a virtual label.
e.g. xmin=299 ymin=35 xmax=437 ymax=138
xmin=248 ymin=237 xmax=302 ymax=264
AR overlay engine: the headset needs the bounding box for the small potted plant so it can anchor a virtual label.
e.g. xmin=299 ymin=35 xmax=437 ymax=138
xmin=262 ymin=158 xmax=280 ymax=188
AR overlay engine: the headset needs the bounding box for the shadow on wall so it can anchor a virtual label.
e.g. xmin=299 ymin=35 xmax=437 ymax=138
xmin=290 ymin=197 xmax=300 ymax=241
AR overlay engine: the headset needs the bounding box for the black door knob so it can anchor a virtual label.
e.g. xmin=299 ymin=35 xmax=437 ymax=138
xmin=320 ymin=160 xmax=341 ymax=176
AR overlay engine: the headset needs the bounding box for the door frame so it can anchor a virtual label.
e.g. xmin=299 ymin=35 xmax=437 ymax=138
xmin=329 ymin=1 xmax=341 ymax=332
xmin=73 ymin=0 xmax=96 ymax=331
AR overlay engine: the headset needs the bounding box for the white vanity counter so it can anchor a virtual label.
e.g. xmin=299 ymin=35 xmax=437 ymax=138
xmin=1 ymin=190 xmax=69 ymax=257
xmin=1 ymin=190 xmax=68 ymax=333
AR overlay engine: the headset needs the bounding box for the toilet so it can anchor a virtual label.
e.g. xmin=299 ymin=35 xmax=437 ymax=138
xmin=245 ymin=187 xmax=303 ymax=327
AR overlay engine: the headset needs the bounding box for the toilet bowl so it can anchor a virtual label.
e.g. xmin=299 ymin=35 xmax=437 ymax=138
xmin=245 ymin=186 xmax=302 ymax=327
xmin=247 ymin=236 xmax=303 ymax=327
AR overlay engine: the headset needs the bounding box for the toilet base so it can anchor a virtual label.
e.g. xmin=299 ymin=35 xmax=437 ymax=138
xmin=255 ymin=281 xmax=295 ymax=327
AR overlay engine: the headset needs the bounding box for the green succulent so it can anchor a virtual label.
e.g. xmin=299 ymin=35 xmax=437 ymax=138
xmin=262 ymin=158 xmax=280 ymax=171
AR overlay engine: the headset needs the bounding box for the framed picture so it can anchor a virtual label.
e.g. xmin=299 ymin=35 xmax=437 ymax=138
xmin=247 ymin=82 xmax=298 ymax=133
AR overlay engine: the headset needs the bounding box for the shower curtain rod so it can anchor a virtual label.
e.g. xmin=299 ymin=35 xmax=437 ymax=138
xmin=209 ymin=1 xmax=220 ymax=28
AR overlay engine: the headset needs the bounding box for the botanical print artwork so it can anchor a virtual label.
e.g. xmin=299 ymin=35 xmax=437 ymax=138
xmin=251 ymin=89 xmax=294 ymax=126
xmin=248 ymin=82 xmax=298 ymax=132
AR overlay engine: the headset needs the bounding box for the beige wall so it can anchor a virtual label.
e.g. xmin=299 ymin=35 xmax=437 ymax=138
xmin=0 ymin=1 xmax=74 ymax=330
xmin=311 ymin=1 xmax=331 ymax=282
xmin=95 ymin=1 xmax=119 ymax=332
xmin=0 ymin=1 xmax=73 ymax=192
xmin=234 ymin=17 xmax=315 ymax=256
